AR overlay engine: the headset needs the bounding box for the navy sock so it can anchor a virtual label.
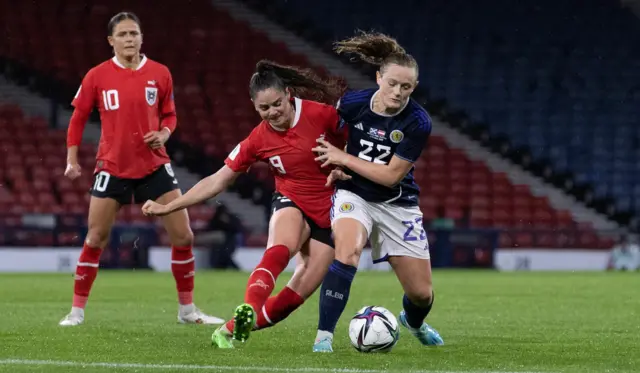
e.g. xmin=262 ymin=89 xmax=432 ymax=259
xmin=317 ymin=259 xmax=357 ymax=334
xmin=402 ymin=292 xmax=434 ymax=329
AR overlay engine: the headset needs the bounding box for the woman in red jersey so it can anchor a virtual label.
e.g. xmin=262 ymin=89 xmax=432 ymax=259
xmin=142 ymin=60 xmax=348 ymax=348
xmin=59 ymin=12 xmax=223 ymax=326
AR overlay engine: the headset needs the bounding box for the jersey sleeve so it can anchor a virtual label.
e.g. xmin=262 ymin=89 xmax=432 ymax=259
xmin=160 ymin=68 xmax=177 ymax=133
xmin=320 ymin=104 xmax=342 ymax=136
xmin=224 ymin=132 xmax=260 ymax=173
xmin=336 ymin=96 xmax=349 ymax=131
xmin=71 ymin=69 xmax=96 ymax=113
xmin=336 ymin=90 xmax=370 ymax=130
xmin=394 ymin=111 xmax=432 ymax=163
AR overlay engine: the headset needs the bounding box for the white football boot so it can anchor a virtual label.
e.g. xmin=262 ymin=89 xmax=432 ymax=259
xmin=59 ymin=307 xmax=85 ymax=326
xmin=177 ymin=304 xmax=224 ymax=324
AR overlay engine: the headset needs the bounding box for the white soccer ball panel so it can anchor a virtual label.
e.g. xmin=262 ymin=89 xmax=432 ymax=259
xmin=363 ymin=318 xmax=395 ymax=346
xmin=370 ymin=306 xmax=399 ymax=330
xmin=348 ymin=317 xmax=367 ymax=348
xmin=348 ymin=306 xmax=399 ymax=353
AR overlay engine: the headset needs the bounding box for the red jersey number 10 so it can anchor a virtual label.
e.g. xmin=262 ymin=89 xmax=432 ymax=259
xmin=102 ymin=89 xmax=120 ymax=111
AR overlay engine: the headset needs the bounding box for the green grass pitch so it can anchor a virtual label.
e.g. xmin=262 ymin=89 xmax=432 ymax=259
xmin=0 ymin=270 xmax=638 ymax=372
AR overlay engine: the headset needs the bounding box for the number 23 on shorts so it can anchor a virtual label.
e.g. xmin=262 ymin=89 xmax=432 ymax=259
xmin=402 ymin=217 xmax=426 ymax=242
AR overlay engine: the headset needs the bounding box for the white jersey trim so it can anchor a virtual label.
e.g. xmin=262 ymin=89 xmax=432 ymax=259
xmin=292 ymin=97 xmax=302 ymax=128
xmin=111 ymin=54 xmax=148 ymax=70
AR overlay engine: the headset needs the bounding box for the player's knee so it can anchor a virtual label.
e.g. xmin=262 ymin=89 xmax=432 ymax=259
xmin=407 ymin=285 xmax=434 ymax=307
xmin=335 ymin=246 xmax=361 ymax=267
xmin=170 ymin=228 xmax=194 ymax=247
xmin=85 ymin=227 xmax=110 ymax=248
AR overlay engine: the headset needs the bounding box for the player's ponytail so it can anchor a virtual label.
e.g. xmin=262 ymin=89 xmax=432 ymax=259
xmin=334 ymin=31 xmax=418 ymax=75
xmin=249 ymin=60 xmax=343 ymax=104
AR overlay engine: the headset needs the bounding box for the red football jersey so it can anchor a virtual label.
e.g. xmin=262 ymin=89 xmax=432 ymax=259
xmin=71 ymin=55 xmax=177 ymax=179
xmin=225 ymin=98 xmax=343 ymax=228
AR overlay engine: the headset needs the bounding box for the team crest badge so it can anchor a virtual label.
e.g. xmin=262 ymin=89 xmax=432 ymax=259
xmin=390 ymin=130 xmax=404 ymax=143
xmin=145 ymin=87 xmax=158 ymax=106
xmin=339 ymin=202 xmax=354 ymax=213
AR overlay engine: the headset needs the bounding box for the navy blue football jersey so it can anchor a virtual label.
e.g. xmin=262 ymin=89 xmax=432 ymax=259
xmin=336 ymin=88 xmax=431 ymax=206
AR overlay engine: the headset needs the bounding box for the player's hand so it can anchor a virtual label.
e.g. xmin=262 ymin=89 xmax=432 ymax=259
xmin=64 ymin=163 xmax=82 ymax=180
xmin=141 ymin=200 xmax=171 ymax=216
xmin=313 ymin=138 xmax=349 ymax=168
xmin=326 ymin=168 xmax=352 ymax=187
xmin=143 ymin=129 xmax=170 ymax=149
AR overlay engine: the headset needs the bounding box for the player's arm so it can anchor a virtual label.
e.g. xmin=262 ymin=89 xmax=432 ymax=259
xmin=144 ymin=69 xmax=177 ymax=149
xmin=142 ymin=166 xmax=241 ymax=216
xmin=142 ymin=135 xmax=259 ymax=216
xmin=65 ymin=72 xmax=96 ymax=179
xmin=316 ymin=146 xmax=414 ymax=188
xmin=314 ymin=116 xmax=431 ymax=188
xmin=160 ymin=70 xmax=177 ymax=134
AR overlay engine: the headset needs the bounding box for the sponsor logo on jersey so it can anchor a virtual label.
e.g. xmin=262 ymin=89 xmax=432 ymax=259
xmin=390 ymin=130 xmax=404 ymax=143
xmin=147 ymin=80 xmax=157 ymax=86
xmin=145 ymin=87 xmax=158 ymax=106
xmin=339 ymin=202 xmax=354 ymax=213
xmin=355 ymin=122 xmax=364 ymax=131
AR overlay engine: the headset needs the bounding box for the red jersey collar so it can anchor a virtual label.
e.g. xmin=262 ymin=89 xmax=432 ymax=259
xmin=111 ymin=54 xmax=148 ymax=71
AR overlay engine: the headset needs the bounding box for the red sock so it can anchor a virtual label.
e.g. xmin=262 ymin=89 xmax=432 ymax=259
xmin=225 ymin=287 xmax=305 ymax=332
xmin=171 ymin=245 xmax=195 ymax=305
xmin=255 ymin=286 xmax=304 ymax=330
xmin=244 ymin=244 xmax=291 ymax=311
xmin=225 ymin=319 xmax=234 ymax=332
xmin=72 ymin=243 xmax=102 ymax=309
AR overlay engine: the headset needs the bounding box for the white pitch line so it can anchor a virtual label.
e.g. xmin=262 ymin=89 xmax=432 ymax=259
xmin=0 ymin=359 xmax=550 ymax=373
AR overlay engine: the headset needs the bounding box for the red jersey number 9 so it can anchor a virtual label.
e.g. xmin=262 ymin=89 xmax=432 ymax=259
xmin=269 ymin=156 xmax=286 ymax=174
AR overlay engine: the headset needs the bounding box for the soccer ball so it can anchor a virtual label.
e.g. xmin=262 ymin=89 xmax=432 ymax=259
xmin=348 ymin=306 xmax=399 ymax=353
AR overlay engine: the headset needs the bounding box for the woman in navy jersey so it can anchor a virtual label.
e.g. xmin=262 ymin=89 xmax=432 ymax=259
xmin=312 ymin=32 xmax=444 ymax=352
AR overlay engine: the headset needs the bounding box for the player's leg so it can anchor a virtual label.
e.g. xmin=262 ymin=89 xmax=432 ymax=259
xmin=313 ymin=190 xmax=372 ymax=352
xmin=375 ymin=203 xmax=443 ymax=346
xmin=389 ymin=256 xmax=443 ymax=345
xmin=228 ymin=198 xmax=307 ymax=343
xmin=137 ymin=164 xmax=223 ymax=324
xmin=213 ymin=216 xmax=311 ymax=348
xmin=155 ymin=189 xmax=223 ymax=325
xmin=60 ymin=171 xmax=125 ymax=326
xmin=213 ymin=205 xmax=308 ymax=348
xmin=254 ymin=225 xmax=334 ymax=331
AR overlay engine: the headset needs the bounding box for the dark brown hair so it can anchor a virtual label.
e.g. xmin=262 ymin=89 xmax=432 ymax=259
xmin=108 ymin=12 xmax=141 ymax=36
xmin=334 ymin=31 xmax=418 ymax=76
xmin=249 ymin=60 xmax=343 ymax=104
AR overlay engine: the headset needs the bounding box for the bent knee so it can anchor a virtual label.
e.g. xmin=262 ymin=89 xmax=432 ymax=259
xmin=171 ymin=229 xmax=194 ymax=247
xmin=335 ymin=245 xmax=361 ymax=267
xmin=407 ymin=285 xmax=434 ymax=307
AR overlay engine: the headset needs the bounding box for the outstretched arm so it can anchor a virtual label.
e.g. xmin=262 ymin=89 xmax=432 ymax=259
xmin=142 ymin=165 xmax=240 ymax=216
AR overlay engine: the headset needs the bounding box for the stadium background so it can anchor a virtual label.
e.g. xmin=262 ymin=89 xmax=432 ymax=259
xmin=1 ymin=0 xmax=636 ymax=272
xmin=1 ymin=1 xmax=639 ymax=372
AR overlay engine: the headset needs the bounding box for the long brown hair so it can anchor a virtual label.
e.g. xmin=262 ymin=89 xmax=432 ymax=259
xmin=249 ymin=60 xmax=344 ymax=104
xmin=334 ymin=31 xmax=418 ymax=75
